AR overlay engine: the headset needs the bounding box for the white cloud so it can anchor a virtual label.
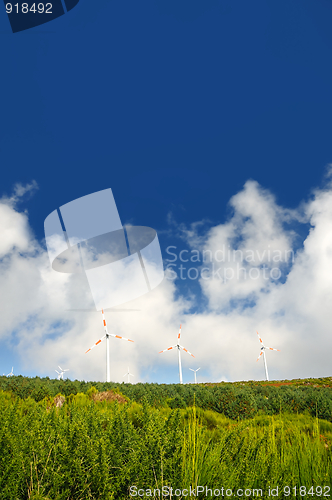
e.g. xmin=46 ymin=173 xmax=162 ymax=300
xmin=1 ymin=178 xmax=332 ymax=383
xmin=0 ymin=185 xmax=193 ymax=382
xmin=173 ymin=178 xmax=332 ymax=381
xmin=1 ymin=180 xmax=38 ymax=208
xmin=0 ymin=203 xmax=32 ymax=257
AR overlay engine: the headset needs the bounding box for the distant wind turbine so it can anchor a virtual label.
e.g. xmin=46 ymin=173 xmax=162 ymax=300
xmin=123 ymin=367 xmax=134 ymax=383
xmin=256 ymin=331 xmax=280 ymax=381
xmin=55 ymin=366 xmax=69 ymax=380
xmin=159 ymin=325 xmax=195 ymax=384
xmin=85 ymin=309 xmax=134 ymax=382
xmin=7 ymin=367 xmax=13 ymax=377
xmin=189 ymin=367 xmax=200 ymax=384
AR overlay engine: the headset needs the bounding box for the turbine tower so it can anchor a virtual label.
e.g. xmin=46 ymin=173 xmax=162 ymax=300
xmin=123 ymin=367 xmax=134 ymax=383
xmin=85 ymin=309 xmax=134 ymax=382
xmin=189 ymin=367 xmax=200 ymax=384
xmin=55 ymin=366 xmax=69 ymax=380
xmin=159 ymin=324 xmax=195 ymax=384
xmin=256 ymin=331 xmax=280 ymax=381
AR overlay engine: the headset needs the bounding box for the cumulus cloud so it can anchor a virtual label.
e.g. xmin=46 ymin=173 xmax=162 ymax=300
xmin=192 ymin=180 xmax=301 ymax=310
xmin=0 ymin=184 xmax=193 ymax=382
xmin=1 ymin=180 xmax=38 ymax=208
xmin=0 ymin=203 xmax=32 ymax=257
xmin=1 ymin=178 xmax=332 ymax=383
xmin=167 ymin=178 xmax=332 ymax=381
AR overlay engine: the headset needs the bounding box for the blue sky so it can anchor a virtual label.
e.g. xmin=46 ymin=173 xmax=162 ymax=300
xmin=1 ymin=0 xmax=332 ymax=383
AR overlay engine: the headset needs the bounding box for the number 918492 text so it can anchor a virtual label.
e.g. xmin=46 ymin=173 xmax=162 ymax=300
xmin=5 ymin=3 xmax=52 ymax=14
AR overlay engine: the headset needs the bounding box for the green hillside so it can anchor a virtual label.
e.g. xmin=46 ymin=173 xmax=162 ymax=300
xmin=1 ymin=375 xmax=332 ymax=421
xmin=0 ymin=376 xmax=331 ymax=499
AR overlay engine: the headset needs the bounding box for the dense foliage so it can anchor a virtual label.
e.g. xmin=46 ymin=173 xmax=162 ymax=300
xmin=1 ymin=375 xmax=332 ymax=421
xmin=0 ymin=390 xmax=331 ymax=500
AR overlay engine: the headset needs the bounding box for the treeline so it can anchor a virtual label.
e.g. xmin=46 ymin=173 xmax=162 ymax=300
xmin=0 ymin=390 xmax=331 ymax=499
xmin=1 ymin=375 xmax=332 ymax=421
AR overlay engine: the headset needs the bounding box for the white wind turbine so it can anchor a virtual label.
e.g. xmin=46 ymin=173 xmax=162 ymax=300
xmin=256 ymin=331 xmax=280 ymax=381
xmin=85 ymin=309 xmax=134 ymax=382
xmin=159 ymin=324 xmax=195 ymax=384
xmin=55 ymin=366 xmax=69 ymax=380
xmin=189 ymin=367 xmax=200 ymax=384
xmin=7 ymin=367 xmax=13 ymax=377
xmin=123 ymin=367 xmax=134 ymax=383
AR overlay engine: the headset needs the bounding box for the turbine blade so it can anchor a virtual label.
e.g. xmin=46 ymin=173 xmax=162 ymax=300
xmin=177 ymin=324 xmax=182 ymax=342
xmin=100 ymin=310 xmax=134 ymax=341
xmin=85 ymin=335 xmax=106 ymax=353
xmin=265 ymin=347 xmax=280 ymax=351
xmin=256 ymin=351 xmax=263 ymax=362
xmin=101 ymin=309 xmax=109 ymax=335
xmin=159 ymin=346 xmax=176 ymax=353
xmin=256 ymin=331 xmax=263 ymax=344
xmin=108 ymin=333 xmax=134 ymax=342
xmin=180 ymin=345 xmax=195 ymax=358
xmin=58 ymin=366 xmax=63 ymax=371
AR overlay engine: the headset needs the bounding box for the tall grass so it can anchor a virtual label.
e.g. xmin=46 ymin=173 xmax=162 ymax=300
xmin=0 ymin=391 xmax=331 ymax=499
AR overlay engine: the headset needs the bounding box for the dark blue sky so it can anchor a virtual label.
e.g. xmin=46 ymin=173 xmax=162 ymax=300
xmin=2 ymin=0 xmax=332 ymax=382
xmin=1 ymin=0 xmax=332 ymax=240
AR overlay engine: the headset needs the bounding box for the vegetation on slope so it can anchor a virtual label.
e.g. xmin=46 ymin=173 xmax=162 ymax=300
xmin=0 ymin=390 xmax=331 ymax=499
xmin=1 ymin=375 xmax=332 ymax=421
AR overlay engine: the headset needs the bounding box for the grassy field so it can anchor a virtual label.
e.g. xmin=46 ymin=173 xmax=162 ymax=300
xmin=0 ymin=380 xmax=332 ymax=500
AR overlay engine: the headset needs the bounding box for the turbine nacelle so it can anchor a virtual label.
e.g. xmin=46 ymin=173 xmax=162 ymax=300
xmin=256 ymin=331 xmax=280 ymax=381
xmin=189 ymin=367 xmax=200 ymax=384
xmin=85 ymin=309 xmax=134 ymax=382
xmin=123 ymin=367 xmax=134 ymax=383
xmin=159 ymin=324 xmax=195 ymax=384
xmin=55 ymin=366 xmax=69 ymax=380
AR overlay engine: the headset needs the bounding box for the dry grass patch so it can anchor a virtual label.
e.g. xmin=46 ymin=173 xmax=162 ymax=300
xmin=92 ymin=390 xmax=128 ymax=404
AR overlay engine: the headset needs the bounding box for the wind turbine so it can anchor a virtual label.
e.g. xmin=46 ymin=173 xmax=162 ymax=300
xmin=159 ymin=324 xmax=195 ymax=384
xmin=123 ymin=367 xmax=134 ymax=383
xmin=7 ymin=367 xmax=13 ymax=377
xmin=256 ymin=331 xmax=280 ymax=381
xmin=85 ymin=309 xmax=134 ymax=382
xmin=55 ymin=366 xmax=69 ymax=380
xmin=189 ymin=367 xmax=200 ymax=384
